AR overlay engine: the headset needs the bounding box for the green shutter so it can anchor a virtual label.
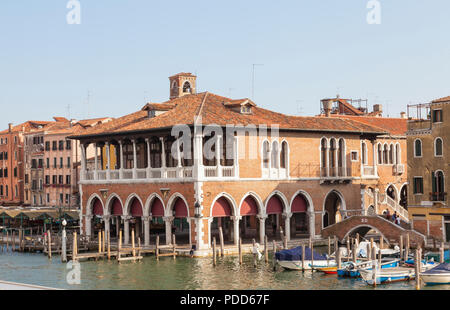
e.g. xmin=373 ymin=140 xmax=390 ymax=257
xmin=432 ymin=172 xmax=436 ymax=193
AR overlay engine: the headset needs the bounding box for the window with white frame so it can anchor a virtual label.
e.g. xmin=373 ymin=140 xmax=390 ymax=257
xmin=435 ymin=137 xmax=443 ymax=157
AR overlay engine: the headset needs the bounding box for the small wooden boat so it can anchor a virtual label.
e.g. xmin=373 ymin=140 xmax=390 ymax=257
xmin=421 ymin=263 xmax=450 ymax=285
xmin=276 ymin=246 xmax=335 ymax=271
xmin=360 ymin=262 xmax=436 ymax=286
xmin=337 ymin=259 xmax=400 ymax=278
xmin=359 ymin=267 xmax=415 ymax=286
xmin=315 ymin=266 xmax=338 ymax=274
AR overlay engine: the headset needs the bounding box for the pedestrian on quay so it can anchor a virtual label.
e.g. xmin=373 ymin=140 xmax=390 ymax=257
xmin=392 ymin=211 xmax=398 ymax=222
xmin=385 ymin=209 xmax=391 ymax=220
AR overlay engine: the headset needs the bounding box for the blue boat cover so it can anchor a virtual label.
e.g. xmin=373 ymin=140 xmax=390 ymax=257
xmin=423 ymin=263 xmax=450 ymax=275
xmin=275 ymin=247 xmax=327 ymax=261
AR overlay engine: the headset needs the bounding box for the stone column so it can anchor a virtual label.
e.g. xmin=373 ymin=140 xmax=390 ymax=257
xmin=232 ymin=216 xmax=241 ymax=246
xmin=118 ymin=140 xmax=124 ymax=179
xmin=85 ymin=215 xmax=93 ymax=239
xmin=325 ymin=143 xmax=329 ymax=177
xmin=283 ymin=212 xmax=292 ymax=241
xmin=372 ymin=141 xmax=377 ymax=176
xmin=132 ymin=139 xmax=137 ymax=179
xmin=216 ymin=136 xmax=222 ymax=177
xmin=257 ymin=215 xmax=267 ymax=244
xmin=142 ymin=216 xmax=151 ymax=246
xmin=80 ymin=144 xmax=87 ymax=180
xmin=163 ymin=216 xmax=174 ymax=245
xmin=374 ymin=188 xmax=379 ymax=214
xmin=103 ymin=215 xmax=111 ymax=241
xmin=94 ymin=143 xmax=98 ymax=180
xmin=122 ymin=215 xmax=131 ymax=245
xmin=145 ymin=138 xmax=151 ymax=178
xmin=106 ymin=142 xmax=111 ymax=180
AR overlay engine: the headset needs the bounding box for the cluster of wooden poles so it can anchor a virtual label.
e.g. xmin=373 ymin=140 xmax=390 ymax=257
xmin=46 ymin=228 xmax=178 ymax=263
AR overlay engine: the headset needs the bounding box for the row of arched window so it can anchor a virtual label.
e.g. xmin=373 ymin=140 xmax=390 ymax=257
xmin=414 ymin=137 xmax=444 ymax=158
xmin=377 ymin=142 xmax=401 ymax=165
xmin=262 ymin=140 xmax=289 ymax=169
xmin=320 ymin=138 xmax=346 ymax=177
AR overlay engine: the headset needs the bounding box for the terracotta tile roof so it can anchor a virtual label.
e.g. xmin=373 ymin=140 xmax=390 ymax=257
xmin=333 ymin=115 xmax=407 ymax=136
xmin=432 ymin=96 xmax=450 ymax=103
xmin=0 ymin=121 xmax=53 ymax=134
xmin=70 ymin=92 xmax=388 ymax=139
xmin=169 ymin=72 xmax=196 ymax=78
xmin=223 ymin=99 xmax=256 ymax=107
xmin=141 ymin=103 xmax=176 ymax=111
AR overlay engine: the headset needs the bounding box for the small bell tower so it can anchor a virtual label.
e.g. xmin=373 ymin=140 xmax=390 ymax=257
xmin=169 ymin=73 xmax=197 ymax=100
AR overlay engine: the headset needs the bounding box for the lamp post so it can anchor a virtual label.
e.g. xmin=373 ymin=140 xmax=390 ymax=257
xmin=61 ymin=219 xmax=67 ymax=262
xmin=194 ymin=202 xmax=202 ymax=218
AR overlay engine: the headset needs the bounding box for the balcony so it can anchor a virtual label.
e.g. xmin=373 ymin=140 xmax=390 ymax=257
xmin=320 ymin=166 xmax=353 ymax=184
xmin=430 ymin=192 xmax=447 ymax=202
xmin=393 ymin=164 xmax=405 ymax=175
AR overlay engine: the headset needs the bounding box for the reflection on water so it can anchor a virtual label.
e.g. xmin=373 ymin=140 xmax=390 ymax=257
xmin=0 ymin=249 xmax=449 ymax=290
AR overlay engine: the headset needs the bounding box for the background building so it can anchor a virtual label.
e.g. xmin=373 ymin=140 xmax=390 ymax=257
xmin=407 ymin=96 xmax=449 ymax=241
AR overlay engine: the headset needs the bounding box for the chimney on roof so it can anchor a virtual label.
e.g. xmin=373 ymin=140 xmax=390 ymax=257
xmin=322 ymin=100 xmax=333 ymax=117
xmin=8 ymin=123 xmax=13 ymax=133
xmin=400 ymin=112 xmax=407 ymax=119
xmin=373 ymin=104 xmax=383 ymax=114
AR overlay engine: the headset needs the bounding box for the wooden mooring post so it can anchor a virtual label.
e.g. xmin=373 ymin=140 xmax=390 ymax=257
xmin=252 ymin=239 xmax=257 ymax=268
xmin=6 ymin=231 xmax=9 ymax=252
xmin=47 ymin=230 xmax=52 ymax=259
xmin=172 ymin=234 xmax=176 ymax=259
xmin=336 ymin=239 xmax=341 ymax=270
xmin=346 ymin=236 xmax=350 ymax=262
xmin=72 ymin=231 xmax=78 ymax=262
xmin=272 ymin=240 xmax=277 ymax=271
xmin=302 ymin=244 xmax=305 ymax=272
xmin=218 ymin=227 xmax=224 ymax=257
xmin=327 ymin=237 xmax=331 ymax=258
xmin=213 ymin=237 xmax=217 ymax=267
xmin=131 ymin=229 xmax=136 ymax=258
xmin=12 ymin=230 xmax=15 ymax=252
xmin=107 ymin=234 xmax=111 ymax=260
xmin=102 ymin=230 xmax=105 ymax=254
xmin=415 ymin=249 xmax=421 ymax=290
xmin=406 ymin=234 xmax=410 ymax=261
xmin=400 ymin=235 xmax=404 ymax=261
xmin=238 ymin=238 xmax=243 ymax=265
xmin=440 ymin=242 xmax=445 ymax=264
xmin=264 ymin=235 xmax=268 ymax=263
xmin=352 ymin=239 xmax=357 ymax=263
xmin=98 ymin=231 xmax=102 ymax=257
xmin=117 ymin=230 xmax=122 ymax=262
xmin=155 ymin=235 xmax=160 ymax=261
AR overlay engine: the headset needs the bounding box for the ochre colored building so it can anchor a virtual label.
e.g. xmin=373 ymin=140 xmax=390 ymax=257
xmin=407 ymin=96 xmax=449 ymax=241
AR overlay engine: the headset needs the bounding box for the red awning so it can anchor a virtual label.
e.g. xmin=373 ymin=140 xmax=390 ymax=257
xmin=240 ymin=196 xmax=258 ymax=216
xmin=151 ymin=198 xmax=165 ymax=217
xmin=93 ymin=199 xmax=103 ymax=216
xmin=267 ymin=195 xmax=283 ymax=215
xmin=111 ymin=198 xmax=123 ymax=216
xmin=130 ymin=198 xmax=143 ymax=217
xmin=212 ymin=197 xmax=233 ymax=217
xmin=291 ymin=195 xmax=308 ymax=213
xmin=174 ymin=198 xmax=188 ymax=218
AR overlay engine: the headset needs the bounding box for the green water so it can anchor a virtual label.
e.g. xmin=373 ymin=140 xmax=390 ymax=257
xmin=0 ymin=249 xmax=449 ymax=290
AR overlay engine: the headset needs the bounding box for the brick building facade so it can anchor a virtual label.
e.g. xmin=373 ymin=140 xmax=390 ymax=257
xmin=70 ymin=73 xmax=409 ymax=255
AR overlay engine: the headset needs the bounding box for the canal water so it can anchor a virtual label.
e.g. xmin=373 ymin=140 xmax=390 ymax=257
xmin=0 ymin=247 xmax=448 ymax=290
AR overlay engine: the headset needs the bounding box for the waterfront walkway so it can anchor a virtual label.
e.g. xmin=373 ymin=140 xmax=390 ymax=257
xmin=0 ymin=280 xmax=59 ymax=290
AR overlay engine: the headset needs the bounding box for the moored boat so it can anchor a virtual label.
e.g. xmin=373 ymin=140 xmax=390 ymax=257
xmin=275 ymin=247 xmax=335 ymax=271
xmin=337 ymin=259 xmax=400 ymax=278
xmin=421 ymin=263 xmax=450 ymax=285
xmin=359 ymin=267 xmax=415 ymax=286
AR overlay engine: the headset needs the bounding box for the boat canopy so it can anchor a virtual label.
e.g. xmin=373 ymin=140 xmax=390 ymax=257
xmin=423 ymin=263 xmax=450 ymax=275
xmin=275 ymin=247 xmax=327 ymax=261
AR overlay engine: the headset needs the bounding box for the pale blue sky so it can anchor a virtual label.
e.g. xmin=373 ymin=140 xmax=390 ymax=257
xmin=0 ymin=1 xmax=449 ymax=129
